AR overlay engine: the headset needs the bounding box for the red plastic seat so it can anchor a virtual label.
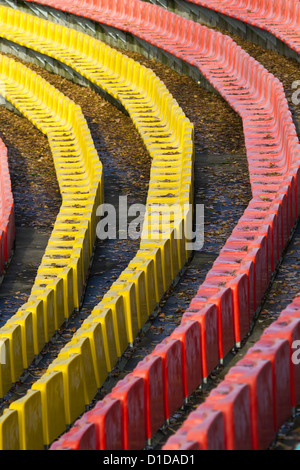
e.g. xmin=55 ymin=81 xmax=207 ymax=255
xmin=163 ymin=405 xmax=225 ymax=450
xmin=263 ymin=316 xmax=300 ymax=408
xmin=205 ymin=380 xmax=252 ymax=450
xmin=193 ymin=285 xmax=234 ymax=362
xmin=203 ymin=271 xmax=250 ymax=347
xmin=52 ymin=419 xmax=96 ymax=450
xmin=131 ymin=355 xmax=165 ymax=441
xmin=170 ymin=320 xmax=202 ymax=398
xmin=84 ymin=397 xmax=122 ymax=450
xmin=225 ymin=356 xmax=275 ymax=450
xmin=247 ymin=337 xmax=291 ymax=429
xmin=182 ymin=304 xmax=219 ymax=380
xmin=151 ymin=338 xmax=184 ymax=420
xmin=212 ymin=256 xmax=256 ymax=318
xmin=109 ymin=374 xmax=145 ymax=450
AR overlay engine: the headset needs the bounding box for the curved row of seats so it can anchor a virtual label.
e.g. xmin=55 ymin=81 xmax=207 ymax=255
xmin=21 ymin=0 xmax=300 ymax=58
xmin=50 ymin=296 xmax=300 ymax=450
xmin=0 ymin=52 xmax=103 ymax=399
xmin=0 ymin=9 xmax=194 ymax=449
xmin=163 ymin=291 xmax=300 ymax=450
xmin=17 ymin=0 xmax=298 ymax=450
xmin=0 ymin=138 xmax=14 ymax=276
xmin=173 ymin=0 xmax=300 ymax=55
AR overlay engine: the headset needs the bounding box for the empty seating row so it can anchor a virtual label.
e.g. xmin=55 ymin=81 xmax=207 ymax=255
xmin=50 ymin=268 xmax=300 ymax=450
xmin=20 ymin=0 xmax=300 ymax=57
xmin=35 ymin=0 xmax=300 ymax=56
xmin=49 ymin=293 xmax=300 ymax=450
xmin=0 ymin=9 xmax=194 ymax=449
xmin=163 ymin=292 xmax=300 ymax=450
xmin=175 ymin=0 xmax=300 ymax=55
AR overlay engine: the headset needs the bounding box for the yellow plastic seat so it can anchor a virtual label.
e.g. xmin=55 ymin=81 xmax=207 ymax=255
xmin=0 ymin=409 xmax=20 ymax=450
xmin=30 ymin=287 xmax=55 ymax=343
xmin=48 ymin=353 xmax=86 ymax=425
xmin=118 ymin=268 xmax=148 ymax=330
xmin=74 ymin=320 xmax=109 ymax=387
xmin=34 ymin=276 xmax=65 ymax=331
xmin=109 ymin=280 xmax=139 ymax=345
xmin=0 ymin=324 xmax=23 ymax=384
xmin=101 ymin=293 xmax=128 ymax=357
xmin=32 ymin=370 xmax=66 ymax=446
xmin=9 ymin=390 xmax=44 ymax=450
xmin=60 ymin=336 xmax=98 ymax=404
xmin=127 ymin=257 xmax=157 ymax=318
xmin=0 ymin=337 xmax=11 ymax=398
xmin=7 ymin=311 xmax=34 ymax=369
xmin=86 ymin=308 xmax=118 ymax=373
xmin=18 ymin=300 xmax=45 ymax=356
